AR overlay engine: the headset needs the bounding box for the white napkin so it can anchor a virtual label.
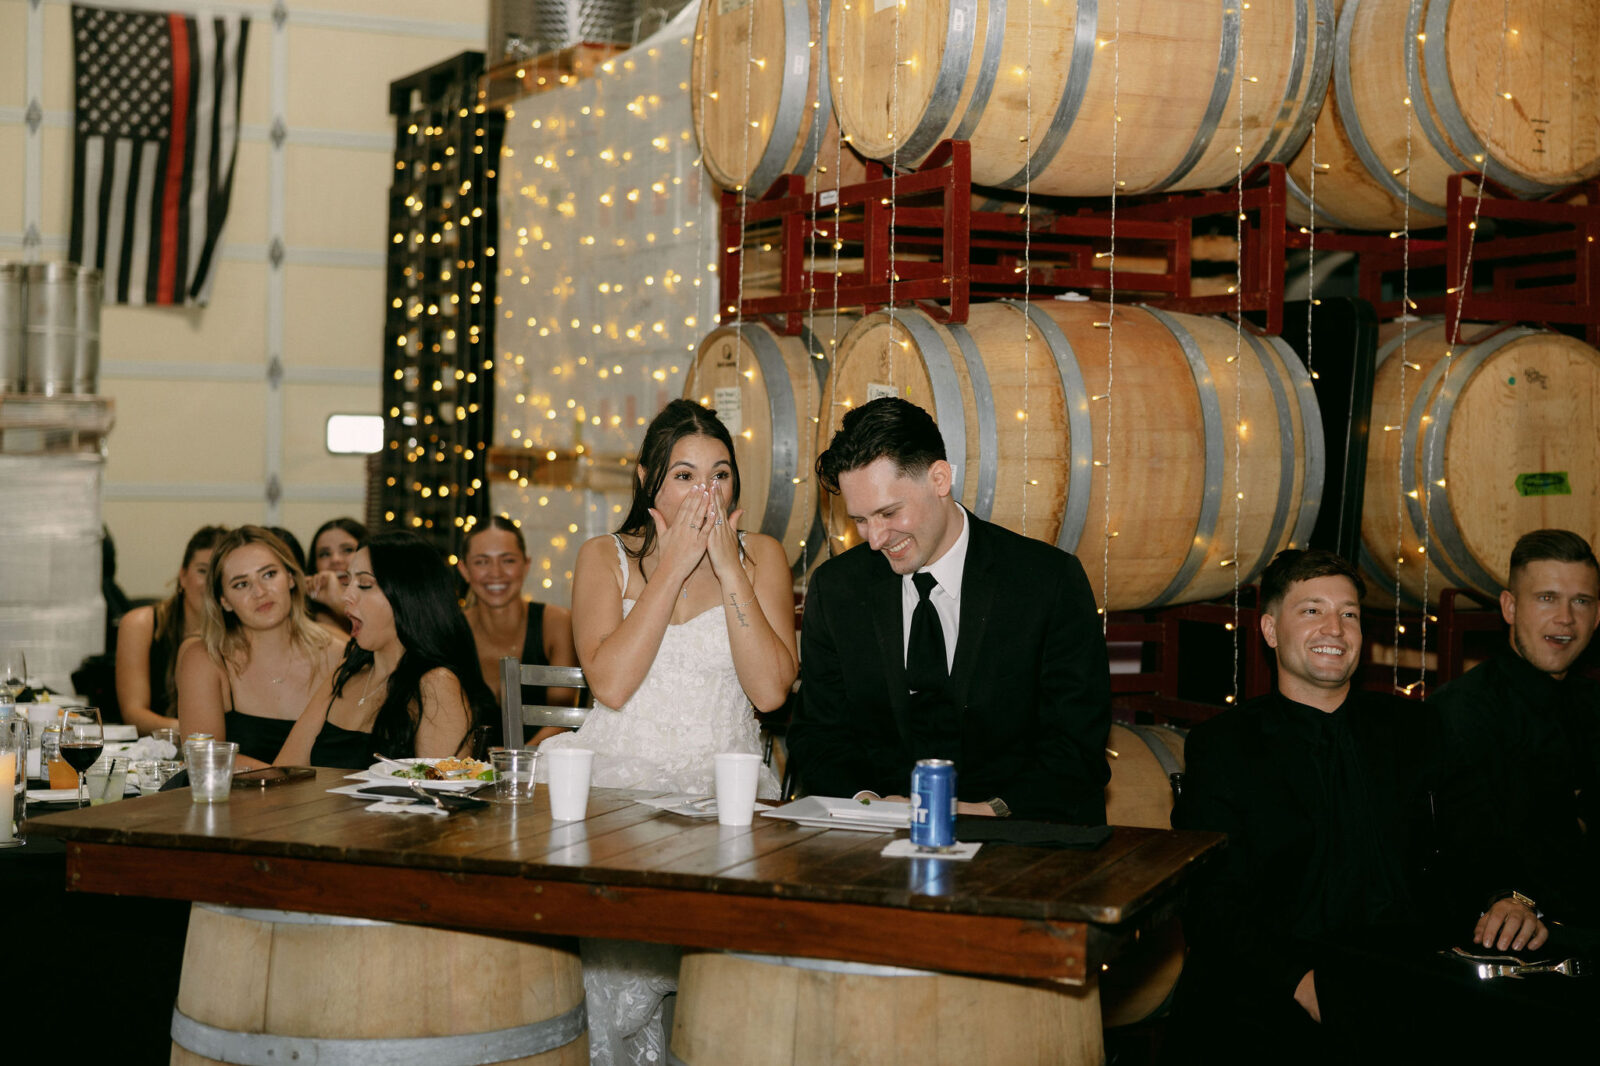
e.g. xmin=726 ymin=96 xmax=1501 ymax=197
xmin=363 ymin=799 xmax=447 ymax=817
xmin=880 ymin=839 xmax=982 ymax=860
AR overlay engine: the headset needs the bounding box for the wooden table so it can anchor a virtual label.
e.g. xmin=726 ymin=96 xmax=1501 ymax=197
xmin=30 ymin=768 xmax=1220 ymax=984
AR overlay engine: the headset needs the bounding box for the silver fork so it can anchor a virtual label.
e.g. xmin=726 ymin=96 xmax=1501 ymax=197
xmin=1510 ymin=957 xmax=1586 ymax=977
xmin=407 ymin=782 xmax=448 ymax=811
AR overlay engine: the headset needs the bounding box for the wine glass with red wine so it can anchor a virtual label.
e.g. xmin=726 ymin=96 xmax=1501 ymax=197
xmin=60 ymin=707 xmax=103 ymax=807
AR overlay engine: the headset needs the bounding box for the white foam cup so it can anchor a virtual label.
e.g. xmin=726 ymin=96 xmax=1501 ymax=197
xmin=713 ymin=752 xmax=762 ymax=827
xmin=545 ymin=747 xmax=594 ymax=821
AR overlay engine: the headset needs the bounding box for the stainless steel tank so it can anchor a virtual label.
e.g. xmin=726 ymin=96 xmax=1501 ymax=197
xmin=23 ymin=262 xmax=77 ymax=396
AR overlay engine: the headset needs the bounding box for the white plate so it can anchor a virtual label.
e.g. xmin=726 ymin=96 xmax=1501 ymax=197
xmin=636 ymin=794 xmax=775 ymax=819
xmin=349 ymin=761 xmax=488 ymax=791
xmin=761 ymin=795 xmax=910 ymax=833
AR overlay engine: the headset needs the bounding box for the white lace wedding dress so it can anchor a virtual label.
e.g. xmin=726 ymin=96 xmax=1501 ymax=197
xmin=538 ymin=535 xmax=779 ymax=1066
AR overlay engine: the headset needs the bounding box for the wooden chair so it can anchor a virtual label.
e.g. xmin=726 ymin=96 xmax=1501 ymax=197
xmin=498 ymin=657 xmax=589 ymax=747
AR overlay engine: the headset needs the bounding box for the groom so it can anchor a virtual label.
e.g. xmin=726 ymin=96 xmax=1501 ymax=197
xmin=787 ymin=397 xmax=1111 ymax=823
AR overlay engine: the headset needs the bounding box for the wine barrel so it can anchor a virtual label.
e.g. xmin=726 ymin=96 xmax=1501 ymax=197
xmin=170 ymin=904 xmax=587 ymax=1066
xmin=671 ymin=952 xmax=1102 ymax=1065
xmin=827 ymin=0 xmax=1332 ymax=197
xmin=686 ymin=314 xmax=856 ymax=575
xmin=691 ymin=0 xmax=869 ymax=197
xmin=1287 ymin=0 xmax=1600 ymax=231
xmin=1359 ymin=321 xmax=1600 ymax=606
xmin=817 ymin=302 xmax=1324 ymax=611
xmin=1105 ymin=723 xmax=1186 ymax=831
xmin=1098 ymin=724 xmax=1188 ymax=1028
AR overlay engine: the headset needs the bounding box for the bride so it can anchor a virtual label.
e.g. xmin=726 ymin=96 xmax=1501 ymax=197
xmin=540 ymin=398 xmax=797 ymax=1064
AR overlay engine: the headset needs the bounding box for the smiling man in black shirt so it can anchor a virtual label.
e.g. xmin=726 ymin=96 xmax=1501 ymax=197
xmin=1166 ymin=549 xmax=1440 ymax=1062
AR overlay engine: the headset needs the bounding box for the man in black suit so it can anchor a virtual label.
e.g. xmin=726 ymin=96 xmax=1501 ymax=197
xmin=1166 ymin=549 xmax=1547 ymax=1063
xmin=786 ymin=397 xmax=1110 ymax=823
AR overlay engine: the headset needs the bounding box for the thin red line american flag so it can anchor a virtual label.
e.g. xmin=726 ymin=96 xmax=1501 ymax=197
xmin=69 ymin=4 xmax=249 ymax=307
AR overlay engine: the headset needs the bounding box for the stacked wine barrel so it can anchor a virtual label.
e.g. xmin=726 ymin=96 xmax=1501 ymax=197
xmin=685 ymin=0 xmax=1600 ymax=609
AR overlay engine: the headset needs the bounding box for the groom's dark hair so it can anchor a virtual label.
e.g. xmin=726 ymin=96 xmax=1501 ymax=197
xmin=816 ymin=397 xmax=946 ymax=495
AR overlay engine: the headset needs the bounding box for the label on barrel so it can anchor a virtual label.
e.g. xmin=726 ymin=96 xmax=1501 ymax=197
xmin=714 ymin=386 xmax=742 ymax=434
xmin=1515 ymin=471 xmax=1571 ymax=497
xmin=717 ymin=0 xmax=754 ymax=14
xmin=867 ymin=382 xmax=898 ymax=402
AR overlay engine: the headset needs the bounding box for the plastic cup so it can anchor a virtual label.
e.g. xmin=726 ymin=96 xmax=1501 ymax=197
xmin=713 ymin=753 xmax=762 ymax=826
xmin=131 ymin=759 xmax=163 ymax=793
xmin=544 ymin=748 xmax=594 ymax=821
xmin=150 ymin=728 xmax=180 ymax=757
xmin=86 ymin=763 xmax=128 ymax=805
xmin=490 ymin=748 xmax=538 ymax=804
xmin=184 ymin=740 xmax=238 ymax=803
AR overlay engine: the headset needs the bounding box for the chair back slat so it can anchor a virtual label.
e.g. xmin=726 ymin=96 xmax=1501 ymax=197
xmin=498 ymin=656 xmax=591 ymax=743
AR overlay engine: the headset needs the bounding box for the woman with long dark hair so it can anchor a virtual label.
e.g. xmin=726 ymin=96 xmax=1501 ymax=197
xmin=539 ymin=399 xmax=797 ymax=1066
xmin=276 ymin=530 xmax=495 ymax=767
xmin=115 ymin=525 xmax=228 ymax=735
xmin=304 ymin=516 xmax=367 ymax=633
xmin=177 ymin=526 xmax=344 ymax=767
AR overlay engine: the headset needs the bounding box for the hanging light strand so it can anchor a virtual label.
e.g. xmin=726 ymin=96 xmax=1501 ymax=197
xmin=1229 ymin=7 xmax=1247 ymax=704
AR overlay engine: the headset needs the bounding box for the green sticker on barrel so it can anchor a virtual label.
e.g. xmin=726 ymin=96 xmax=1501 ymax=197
xmin=1515 ymin=472 xmax=1571 ymax=497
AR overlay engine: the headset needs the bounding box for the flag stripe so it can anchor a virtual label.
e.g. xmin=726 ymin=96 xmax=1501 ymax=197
xmin=143 ymin=143 xmax=169 ymax=305
xmin=73 ymin=135 xmax=98 ymax=269
xmin=102 ymin=137 xmax=133 ymax=301
xmin=172 ymin=13 xmax=198 ymax=304
xmin=185 ymin=19 xmax=215 ymax=301
xmin=157 ymin=11 xmax=190 ymax=305
xmin=195 ymin=14 xmax=247 ymax=304
xmin=126 ymin=140 xmax=159 ymax=306
xmin=92 ymin=134 xmax=115 ymax=274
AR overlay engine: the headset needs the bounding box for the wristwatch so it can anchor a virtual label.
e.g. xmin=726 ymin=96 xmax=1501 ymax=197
xmin=987 ymin=796 xmax=1012 ymax=818
xmin=1487 ymin=889 xmax=1541 ymax=917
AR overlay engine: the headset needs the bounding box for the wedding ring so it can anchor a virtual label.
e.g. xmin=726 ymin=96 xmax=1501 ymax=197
xmin=716 ymin=518 xmax=724 ymax=526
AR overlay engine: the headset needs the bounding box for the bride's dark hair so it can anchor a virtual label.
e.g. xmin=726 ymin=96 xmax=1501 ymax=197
xmin=615 ymin=399 xmax=741 ymax=566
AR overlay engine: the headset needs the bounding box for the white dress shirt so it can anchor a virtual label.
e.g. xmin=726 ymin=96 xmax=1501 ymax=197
xmin=900 ymin=504 xmax=968 ymax=673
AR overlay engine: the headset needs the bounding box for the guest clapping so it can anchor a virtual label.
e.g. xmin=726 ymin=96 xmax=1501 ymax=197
xmin=276 ymin=531 xmax=496 ymax=768
xmin=114 ymin=525 xmax=228 ymax=736
xmin=176 ymin=526 xmax=344 ymax=768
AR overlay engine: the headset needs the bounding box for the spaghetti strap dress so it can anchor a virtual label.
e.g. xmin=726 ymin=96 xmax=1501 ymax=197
xmin=537 ymin=534 xmax=778 ymax=1066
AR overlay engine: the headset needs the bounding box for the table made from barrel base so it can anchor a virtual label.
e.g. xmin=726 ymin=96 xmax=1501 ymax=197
xmin=31 ymin=769 xmax=1221 ymax=1065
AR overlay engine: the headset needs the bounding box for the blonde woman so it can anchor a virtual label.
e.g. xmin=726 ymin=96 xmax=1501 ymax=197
xmin=176 ymin=526 xmax=345 ymax=768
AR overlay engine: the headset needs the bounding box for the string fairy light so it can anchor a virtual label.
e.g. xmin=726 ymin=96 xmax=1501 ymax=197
xmin=1229 ymin=2 xmax=1246 ymax=704
xmin=1391 ymin=51 xmax=1417 ymax=696
xmin=1418 ymin=1 xmax=1509 ymax=685
xmin=1021 ymin=0 xmax=1035 ymax=541
xmin=1099 ymin=0 xmax=1122 ymax=630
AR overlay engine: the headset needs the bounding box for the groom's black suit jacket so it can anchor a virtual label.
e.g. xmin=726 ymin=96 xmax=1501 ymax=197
xmin=788 ymin=510 xmax=1111 ymax=823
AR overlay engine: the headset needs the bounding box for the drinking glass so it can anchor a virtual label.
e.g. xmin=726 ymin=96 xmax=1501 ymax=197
xmin=0 ymin=650 xmax=25 ymax=705
xmin=60 ymin=707 xmax=104 ymax=807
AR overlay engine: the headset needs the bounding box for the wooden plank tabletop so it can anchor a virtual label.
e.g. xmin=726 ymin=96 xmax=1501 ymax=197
xmin=29 ymin=769 xmax=1221 ymax=981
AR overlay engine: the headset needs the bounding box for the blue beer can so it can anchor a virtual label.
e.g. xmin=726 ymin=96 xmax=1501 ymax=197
xmin=910 ymin=758 xmax=957 ymax=850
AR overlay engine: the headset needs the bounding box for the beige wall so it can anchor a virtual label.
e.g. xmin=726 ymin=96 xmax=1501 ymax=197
xmin=1 ymin=0 xmax=487 ymax=598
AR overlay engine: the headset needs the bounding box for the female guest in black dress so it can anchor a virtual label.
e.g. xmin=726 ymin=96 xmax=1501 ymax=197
xmin=177 ymin=526 xmax=345 ymax=767
xmin=276 ymin=531 xmax=495 ymax=768
xmin=459 ymin=516 xmax=579 ymax=746
xmin=115 ymin=525 xmax=228 ymax=735
xmin=304 ymin=517 xmax=366 ymax=634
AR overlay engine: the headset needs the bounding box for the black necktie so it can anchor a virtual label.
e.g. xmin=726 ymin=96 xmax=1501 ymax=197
xmin=906 ymin=571 xmax=948 ymax=694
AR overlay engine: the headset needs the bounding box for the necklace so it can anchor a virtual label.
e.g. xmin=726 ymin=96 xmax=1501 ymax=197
xmin=357 ymin=666 xmax=385 ymax=706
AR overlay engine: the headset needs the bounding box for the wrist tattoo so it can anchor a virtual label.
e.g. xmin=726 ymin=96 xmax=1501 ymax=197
xmin=728 ymin=591 xmax=754 ymax=628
